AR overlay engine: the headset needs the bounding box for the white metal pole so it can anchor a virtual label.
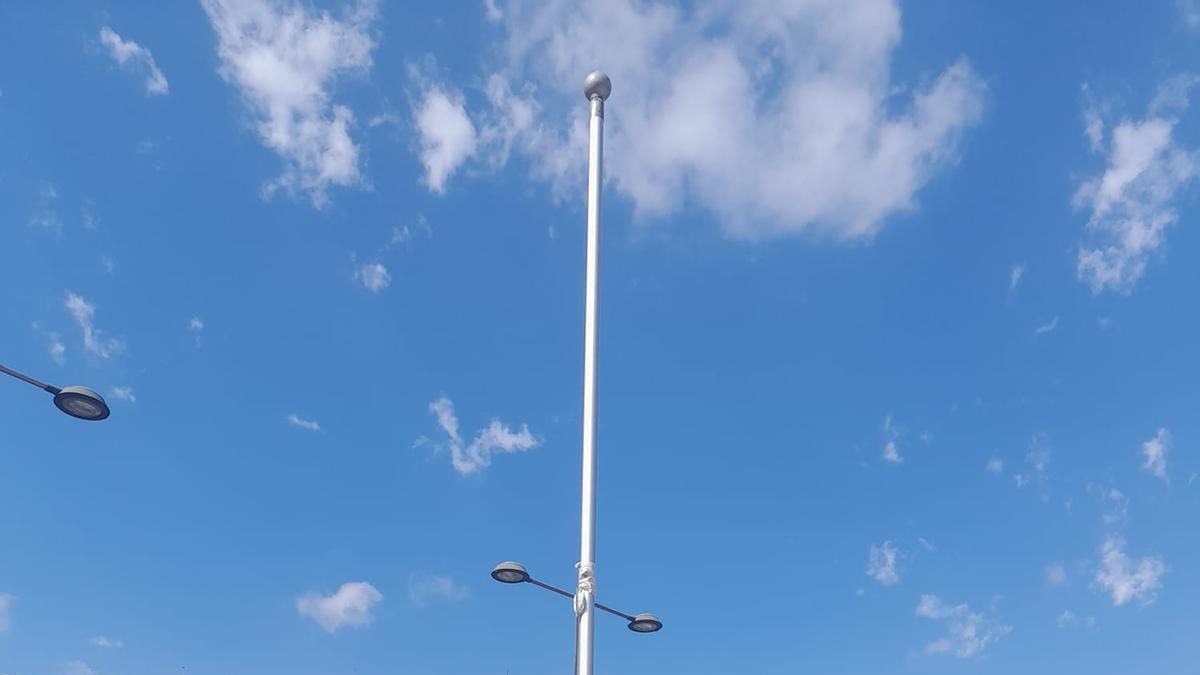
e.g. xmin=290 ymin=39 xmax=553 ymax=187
xmin=575 ymin=71 xmax=610 ymax=675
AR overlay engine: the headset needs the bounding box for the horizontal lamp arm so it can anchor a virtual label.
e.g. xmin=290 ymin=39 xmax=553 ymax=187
xmin=526 ymin=576 xmax=636 ymax=622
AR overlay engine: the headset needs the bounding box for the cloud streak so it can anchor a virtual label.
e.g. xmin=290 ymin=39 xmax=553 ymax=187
xmin=866 ymin=541 xmax=901 ymax=585
xmin=288 ymin=414 xmax=320 ymax=431
xmin=99 ymin=27 xmax=169 ymax=95
xmin=423 ymin=396 xmax=538 ymax=476
xmin=65 ymin=292 xmax=123 ymax=360
xmin=915 ymin=594 xmax=1010 ymax=658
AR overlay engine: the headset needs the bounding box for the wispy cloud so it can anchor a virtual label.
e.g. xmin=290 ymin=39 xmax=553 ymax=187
xmin=201 ymin=0 xmax=377 ymax=206
xmin=88 ymin=635 xmax=123 ymax=648
xmin=407 ymin=573 xmax=468 ymax=607
xmin=189 ymin=316 xmax=205 ymax=348
xmin=1009 ymin=264 xmax=1025 ymax=293
xmin=109 ymin=387 xmax=135 ymax=403
xmin=866 ymin=541 xmax=901 ymax=585
xmin=1056 ymin=610 xmax=1095 ymax=628
xmin=483 ymin=0 xmax=503 ymax=22
xmin=1045 ymin=563 xmax=1067 ymax=587
xmin=0 ymin=593 xmax=11 ymax=633
xmin=355 ymin=262 xmax=391 ymax=293
xmin=1140 ymin=427 xmax=1170 ymax=481
xmin=985 ymin=457 xmax=1003 ymax=475
xmin=65 ymin=292 xmax=124 ymax=360
xmin=1093 ymin=535 xmax=1165 ymax=607
xmin=296 ymin=581 xmax=382 ymax=633
xmin=30 ymin=183 xmax=63 ymax=237
xmin=288 ymin=414 xmax=320 ymax=432
xmin=882 ymin=414 xmax=902 ymax=464
xmin=1034 ymin=316 xmax=1059 ymax=336
xmin=1013 ymin=434 xmax=1050 ymax=496
xmin=99 ymin=27 xmax=169 ymax=95
xmin=33 ymin=322 xmax=67 ymax=366
xmin=421 ymin=396 xmax=538 ymax=476
xmin=1075 ymin=78 xmax=1198 ymax=293
xmin=63 ymin=661 xmax=95 ymax=675
xmin=915 ymin=594 xmax=1011 ymax=658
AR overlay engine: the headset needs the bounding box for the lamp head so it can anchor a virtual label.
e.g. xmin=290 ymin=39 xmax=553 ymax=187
xmin=491 ymin=561 xmax=530 ymax=584
xmin=628 ymin=613 xmax=663 ymax=633
xmin=53 ymin=386 xmax=110 ymax=421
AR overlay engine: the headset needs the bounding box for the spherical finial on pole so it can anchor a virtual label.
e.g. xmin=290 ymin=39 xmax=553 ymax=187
xmin=583 ymin=71 xmax=612 ymax=101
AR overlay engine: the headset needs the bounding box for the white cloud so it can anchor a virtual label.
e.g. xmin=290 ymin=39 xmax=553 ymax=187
xmin=296 ymin=581 xmax=382 ymax=633
xmin=866 ymin=541 xmax=901 ymax=585
xmin=82 ymin=198 xmax=99 ymax=230
xmin=1045 ymin=563 xmax=1067 ymax=587
xmin=436 ymin=0 xmax=985 ymax=241
xmin=1013 ymin=434 xmax=1050 ymax=495
xmin=882 ymin=414 xmax=902 ymax=464
xmin=1099 ymin=486 xmax=1130 ymax=527
xmin=882 ymin=440 xmax=901 ymax=463
xmin=1075 ymin=82 xmax=1198 ymax=293
xmin=1034 ymin=316 xmax=1059 ymax=335
xmin=985 ymin=458 xmax=1003 ymax=475
xmin=483 ymin=0 xmax=503 ymax=22
xmin=355 ymin=262 xmax=391 ymax=293
xmin=1181 ymin=0 xmax=1200 ymax=28
xmin=34 ymin=323 xmax=68 ymax=366
xmin=424 ymin=396 xmax=538 ymax=476
xmin=407 ymin=573 xmax=468 ymax=606
xmin=63 ymin=661 xmax=95 ymax=675
xmin=915 ymin=594 xmax=1010 ymax=659
xmin=288 ymin=414 xmax=320 ymax=432
xmin=30 ymin=183 xmax=63 ymax=237
xmin=100 ymin=256 xmax=115 ymax=274
xmin=110 ymin=387 xmax=136 ymax=403
xmin=189 ymin=316 xmax=205 ymax=348
xmin=88 ymin=635 xmax=123 ymax=648
xmin=201 ymin=0 xmax=377 ymax=206
xmin=414 ymin=84 xmax=478 ymax=193
xmin=1093 ymin=535 xmax=1165 ymax=607
xmin=1140 ymin=427 xmax=1170 ymax=481
xmin=1056 ymin=610 xmax=1094 ymax=628
xmin=65 ymin=292 xmax=124 ymax=360
xmin=99 ymin=27 xmax=169 ymax=95
xmin=1009 ymin=264 xmax=1024 ymax=292
xmin=0 ymin=593 xmax=11 ymax=633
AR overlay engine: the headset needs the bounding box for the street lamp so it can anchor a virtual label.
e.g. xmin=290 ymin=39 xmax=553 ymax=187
xmin=490 ymin=561 xmax=662 ymax=634
xmin=491 ymin=71 xmax=660 ymax=674
xmin=0 ymin=363 xmax=110 ymax=421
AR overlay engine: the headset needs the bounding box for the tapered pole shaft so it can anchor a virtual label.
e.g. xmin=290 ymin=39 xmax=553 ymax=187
xmin=576 ymin=72 xmax=609 ymax=675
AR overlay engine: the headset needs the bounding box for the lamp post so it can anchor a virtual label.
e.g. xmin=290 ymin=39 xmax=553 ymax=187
xmin=575 ymin=67 xmax=615 ymax=675
xmin=0 ymin=363 xmax=110 ymax=421
xmin=491 ymin=71 xmax=659 ymax=674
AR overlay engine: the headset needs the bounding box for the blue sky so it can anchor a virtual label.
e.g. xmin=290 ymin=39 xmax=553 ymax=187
xmin=2 ymin=0 xmax=1199 ymax=673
